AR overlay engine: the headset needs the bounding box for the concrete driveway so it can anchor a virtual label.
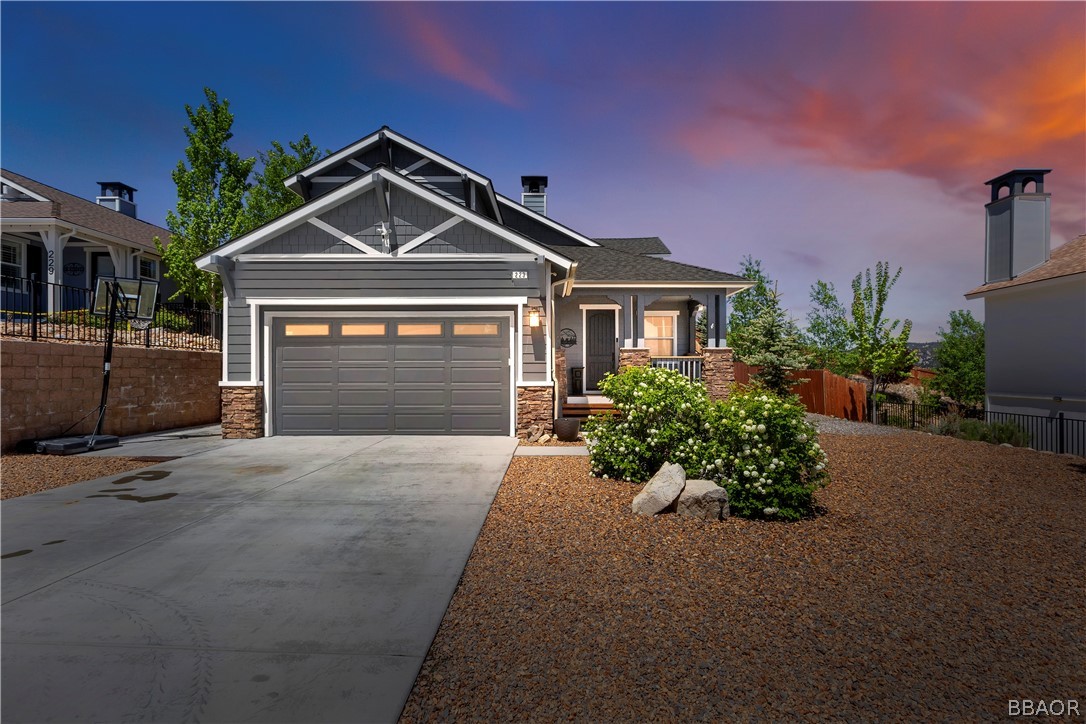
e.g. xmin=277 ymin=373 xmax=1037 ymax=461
xmin=1 ymin=435 xmax=517 ymax=723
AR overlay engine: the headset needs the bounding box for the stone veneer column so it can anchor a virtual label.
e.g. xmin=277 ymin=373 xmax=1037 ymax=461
xmin=618 ymin=347 xmax=652 ymax=370
xmin=516 ymin=386 xmax=554 ymax=437
xmin=701 ymin=348 xmax=735 ymax=401
xmin=221 ymin=385 xmax=264 ymax=438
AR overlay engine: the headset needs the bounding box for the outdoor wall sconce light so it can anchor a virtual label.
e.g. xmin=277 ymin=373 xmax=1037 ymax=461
xmin=528 ymin=309 xmax=541 ymax=328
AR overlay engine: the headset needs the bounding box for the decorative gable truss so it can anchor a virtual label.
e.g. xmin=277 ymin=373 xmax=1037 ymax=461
xmin=285 ymin=128 xmax=503 ymax=222
xmin=200 ymin=167 xmax=572 ymax=268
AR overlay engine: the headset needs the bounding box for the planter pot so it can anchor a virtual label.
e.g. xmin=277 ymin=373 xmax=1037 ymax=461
xmin=553 ymin=416 xmax=581 ymax=442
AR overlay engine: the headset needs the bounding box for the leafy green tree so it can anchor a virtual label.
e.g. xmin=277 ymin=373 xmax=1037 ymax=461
xmin=725 ymin=256 xmax=777 ymax=358
xmin=157 ymin=88 xmax=254 ymax=307
xmin=804 ymin=280 xmax=855 ymax=374
xmin=743 ymin=291 xmax=811 ymax=396
xmin=846 ymin=262 xmax=918 ymax=422
xmin=239 ymin=135 xmax=326 ymax=234
xmin=932 ymin=309 xmax=985 ymax=407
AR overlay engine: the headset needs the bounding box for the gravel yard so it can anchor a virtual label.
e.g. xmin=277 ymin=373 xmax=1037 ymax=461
xmin=1 ymin=454 xmax=157 ymax=500
xmin=402 ymin=433 xmax=1085 ymax=721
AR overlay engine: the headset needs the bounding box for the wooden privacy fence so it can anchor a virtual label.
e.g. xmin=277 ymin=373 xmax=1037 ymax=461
xmin=733 ymin=362 xmax=868 ymax=421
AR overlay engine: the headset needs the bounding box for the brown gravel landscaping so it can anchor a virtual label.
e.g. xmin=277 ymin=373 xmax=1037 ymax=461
xmin=402 ymin=434 xmax=1085 ymax=721
xmin=1 ymin=454 xmax=157 ymax=500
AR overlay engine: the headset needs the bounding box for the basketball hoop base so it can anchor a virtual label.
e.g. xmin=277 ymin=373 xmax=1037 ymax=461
xmin=34 ymin=435 xmax=120 ymax=455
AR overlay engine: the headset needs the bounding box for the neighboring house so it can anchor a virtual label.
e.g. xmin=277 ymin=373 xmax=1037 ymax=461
xmin=198 ymin=126 xmax=751 ymax=438
xmin=0 ymin=170 xmax=172 ymax=312
xmin=964 ymin=169 xmax=1086 ymax=423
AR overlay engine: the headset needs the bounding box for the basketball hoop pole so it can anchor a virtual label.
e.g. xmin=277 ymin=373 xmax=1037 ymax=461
xmin=89 ymin=280 xmax=121 ymax=445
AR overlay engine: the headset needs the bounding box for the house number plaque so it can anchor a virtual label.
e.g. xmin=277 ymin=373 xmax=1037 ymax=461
xmin=511 ymin=270 xmax=528 ymax=280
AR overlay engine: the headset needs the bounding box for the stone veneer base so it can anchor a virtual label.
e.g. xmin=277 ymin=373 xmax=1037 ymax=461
xmin=516 ymin=386 xmax=554 ymax=438
xmin=221 ymin=385 xmax=264 ymax=438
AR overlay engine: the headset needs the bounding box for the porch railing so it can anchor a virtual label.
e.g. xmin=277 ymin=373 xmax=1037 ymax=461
xmin=651 ymin=355 xmax=703 ymax=381
xmin=1 ymin=274 xmax=221 ymax=352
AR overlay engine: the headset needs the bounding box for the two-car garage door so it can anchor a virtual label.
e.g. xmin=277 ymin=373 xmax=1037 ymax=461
xmin=273 ymin=316 xmax=510 ymax=435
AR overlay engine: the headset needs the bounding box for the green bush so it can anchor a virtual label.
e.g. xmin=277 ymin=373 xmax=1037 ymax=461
xmin=929 ymin=414 xmax=1029 ymax=447
xmin=583 ymin=367 xmax=828 ymax=521
xmin=154 ymin=308 xmax=192 ymax=332
xmin=581 ymin=366 xmax=712 ymax=484
xmin=700 ymin=388 xmax=827 ymax=520
xmin=45 ymin=309 xmax=108 ymax=329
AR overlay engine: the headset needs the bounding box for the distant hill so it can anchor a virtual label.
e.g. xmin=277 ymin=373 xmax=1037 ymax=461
xmin=908 ymin=342 xmax=940 ymax=369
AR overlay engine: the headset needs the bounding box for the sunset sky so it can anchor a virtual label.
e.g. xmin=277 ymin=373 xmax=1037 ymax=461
xmin=3 ymin=2 xmax=1083 ymax=340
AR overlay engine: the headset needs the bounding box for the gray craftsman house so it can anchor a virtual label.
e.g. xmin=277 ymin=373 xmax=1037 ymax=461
xmin=198 ymin=127 xmax=751 ymax=438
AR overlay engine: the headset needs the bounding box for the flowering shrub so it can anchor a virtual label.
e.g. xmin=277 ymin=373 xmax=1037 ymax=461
xmin=698 ymin=388 xmax=828 ymax=520
xmin=582 ymin=366 xmax=711 ymax=483
xmin=583 ymin=366 xmax=828 ymax=521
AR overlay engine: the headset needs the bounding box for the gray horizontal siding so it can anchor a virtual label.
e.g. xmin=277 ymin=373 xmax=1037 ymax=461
xmin=232 ymin=260 xmax=541 ymax=299
xmin=521 ymin=305 xmax=548 ymax=381
xmin=227 ymin=299 xmax=251 ymax=380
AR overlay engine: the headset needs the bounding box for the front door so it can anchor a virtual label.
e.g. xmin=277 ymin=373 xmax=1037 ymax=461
xmin=585 ymin=310 xmax=615 ymax=390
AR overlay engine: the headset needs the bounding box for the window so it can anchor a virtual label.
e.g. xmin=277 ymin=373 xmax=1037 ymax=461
xmin=397 ymin=322 xmax=443 ymax=336
xmin=341 ymin=323 xmax=386 ymax=336
xmin=1 ymin=240 xmax=25 ymax=280
xmin=284 ymin=323 xmax=330 ymax=337
xmin=138 ymin=257 xmax=158 ymax=280
xmin=644 ymin=313 xmax=677 ymax=356
xmin=453 ymin=323 xmax=499 ymax=336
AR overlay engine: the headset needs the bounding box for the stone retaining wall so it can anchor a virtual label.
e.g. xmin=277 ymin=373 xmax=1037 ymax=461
xmin=1 ymin=339 xmax=220 ymax=450
xmin=618 ymin=347 xmax=652 ymax=370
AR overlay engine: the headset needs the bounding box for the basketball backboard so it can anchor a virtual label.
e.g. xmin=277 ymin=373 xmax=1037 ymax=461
xmin=92 ymin=276 xmax=158 ymax=320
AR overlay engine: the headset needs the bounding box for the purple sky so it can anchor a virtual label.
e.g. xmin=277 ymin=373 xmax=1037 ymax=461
xmin=3 ymin=2 xmax=1083 ymax=340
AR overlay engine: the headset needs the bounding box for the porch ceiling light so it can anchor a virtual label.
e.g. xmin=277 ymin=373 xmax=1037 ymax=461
xmin=528 ymin=309 xmax=541 ymax=328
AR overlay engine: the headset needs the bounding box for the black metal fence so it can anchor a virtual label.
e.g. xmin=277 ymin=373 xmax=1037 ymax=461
xmin=1 ymin=275 xmax=221 ymax=352
xmin=874 ymin=400 xmax=1085 ymax=456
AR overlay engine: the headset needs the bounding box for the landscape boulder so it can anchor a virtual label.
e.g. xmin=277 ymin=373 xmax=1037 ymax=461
xmin=631 ymin=463 xmax=686 ymax=516
xmin=526 ymin=424 xmax=543 ymax=443
xmin=676 ymin=479 xmax=730 ymax=521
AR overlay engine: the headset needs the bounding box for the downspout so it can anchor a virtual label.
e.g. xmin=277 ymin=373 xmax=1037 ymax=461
xmin=550 ymin=262 xmax=577 ymax=419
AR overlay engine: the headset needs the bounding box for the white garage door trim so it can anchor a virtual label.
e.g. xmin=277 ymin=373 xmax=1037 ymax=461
xmin=262 ymin=308 xmax=517 ymax=436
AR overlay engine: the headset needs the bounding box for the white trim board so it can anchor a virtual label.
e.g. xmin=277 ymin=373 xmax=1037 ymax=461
xmin=0 ymin=176 xmax=51 ymax=202
xmin=235 ymin=253 xmax=542 ymax=262
xmin=580 ymin=304 xmax=621 ymax=391
xmin=244 ymin=296 xmax=529 ymax=307
xmin=200 ymin=167 xmax=573 ymax=269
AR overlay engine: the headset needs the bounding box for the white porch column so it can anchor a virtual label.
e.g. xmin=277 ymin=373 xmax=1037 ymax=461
xmin=108 ymin=246 xmax=134 ymax=278
xmin=38 ymin=227 xmax=72 ymax=314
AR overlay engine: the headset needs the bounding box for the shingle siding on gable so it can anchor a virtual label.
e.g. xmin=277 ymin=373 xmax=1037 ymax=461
xmin=414 ymin=222 xmax=521 ymax=255
xmin=317 ymin=191 xmax=383 ymax=251
xmin=247 ymin=191 xmax=381 ymax=255
xmin=248 ymin=222 xmax=363 ymax=255
xmin=390 ymin=187 xmax=453 ymax=246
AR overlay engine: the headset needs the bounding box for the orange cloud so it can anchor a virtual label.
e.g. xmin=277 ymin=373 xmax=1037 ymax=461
xmin=673 ymin=4 xmax=1085 ymax=238
xmin=378 ymin=4 xmax=519 ymax=108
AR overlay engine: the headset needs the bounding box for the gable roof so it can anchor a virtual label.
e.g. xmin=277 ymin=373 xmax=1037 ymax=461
xmin=283 ymin=127 xmax=504 ymax=224
xmin=198 ymin=165 xmax=573 ymax=269
xmin=495 ymin=194 xmax=599 ymax=247
xmin=557 ymin=245 xmax=750 ymax=287
xmin=965 ymin=234 xmax=1086 ymax=298
xmin=594 ymin=237 xmax=670 ymax=255
xmin=0 ymin=169 xmax=169 ymax=252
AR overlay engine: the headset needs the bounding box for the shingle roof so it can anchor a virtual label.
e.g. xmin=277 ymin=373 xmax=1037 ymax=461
xmin=0 ymin=169 xmax=169 ymax=252
xmin=558 ymin=245 xmax=750 ymax=284
xmin=594 ymin=237 xmax=671 ymax=255
xmin=965 ymin=234 xmax=1086 ymax=297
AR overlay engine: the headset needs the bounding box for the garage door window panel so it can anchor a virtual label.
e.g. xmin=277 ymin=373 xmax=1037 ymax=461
xmin=341 ymin=323 xmax=387 ymax=336
xmin=453 ymin=323 xmax=500 ymax=336
xmin=398 ymin=322 xmax=443 ymax=336
xmin=284 ymin=323 xmax=331 ymax=337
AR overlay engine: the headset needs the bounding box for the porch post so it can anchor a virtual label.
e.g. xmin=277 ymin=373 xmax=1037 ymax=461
xmin=108 ymin=246 xmax=134 ymax=278
xmin=702 ymin=291 xmax=734 ymax=400
xmin=633 ymin=294 xmax=646 ymax=347
xmin=621 ymin=294 xmax=634 ymax=347
xmin=38 ymin=227 xmax=71 ymax=314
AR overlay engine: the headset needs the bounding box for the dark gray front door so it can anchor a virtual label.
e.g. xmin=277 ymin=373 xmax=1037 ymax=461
xmin=274 ymin=316 xmax=510 ymax=435
xmin=585 ymin=310 xmax=615 ymax=390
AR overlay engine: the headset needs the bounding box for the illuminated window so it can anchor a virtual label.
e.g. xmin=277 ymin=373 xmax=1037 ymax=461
xmin=284 ymin=323 xmax=330 ymax=337
xmin=397 ymin=322 xmax=443 ymax=336
xmin=341 ymin=323 xmax=386 ymax=336
xmin=644 ymin=314 xmax=676 ymax=356
xmin=453 ymin=323 xmax=499 ymax=336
